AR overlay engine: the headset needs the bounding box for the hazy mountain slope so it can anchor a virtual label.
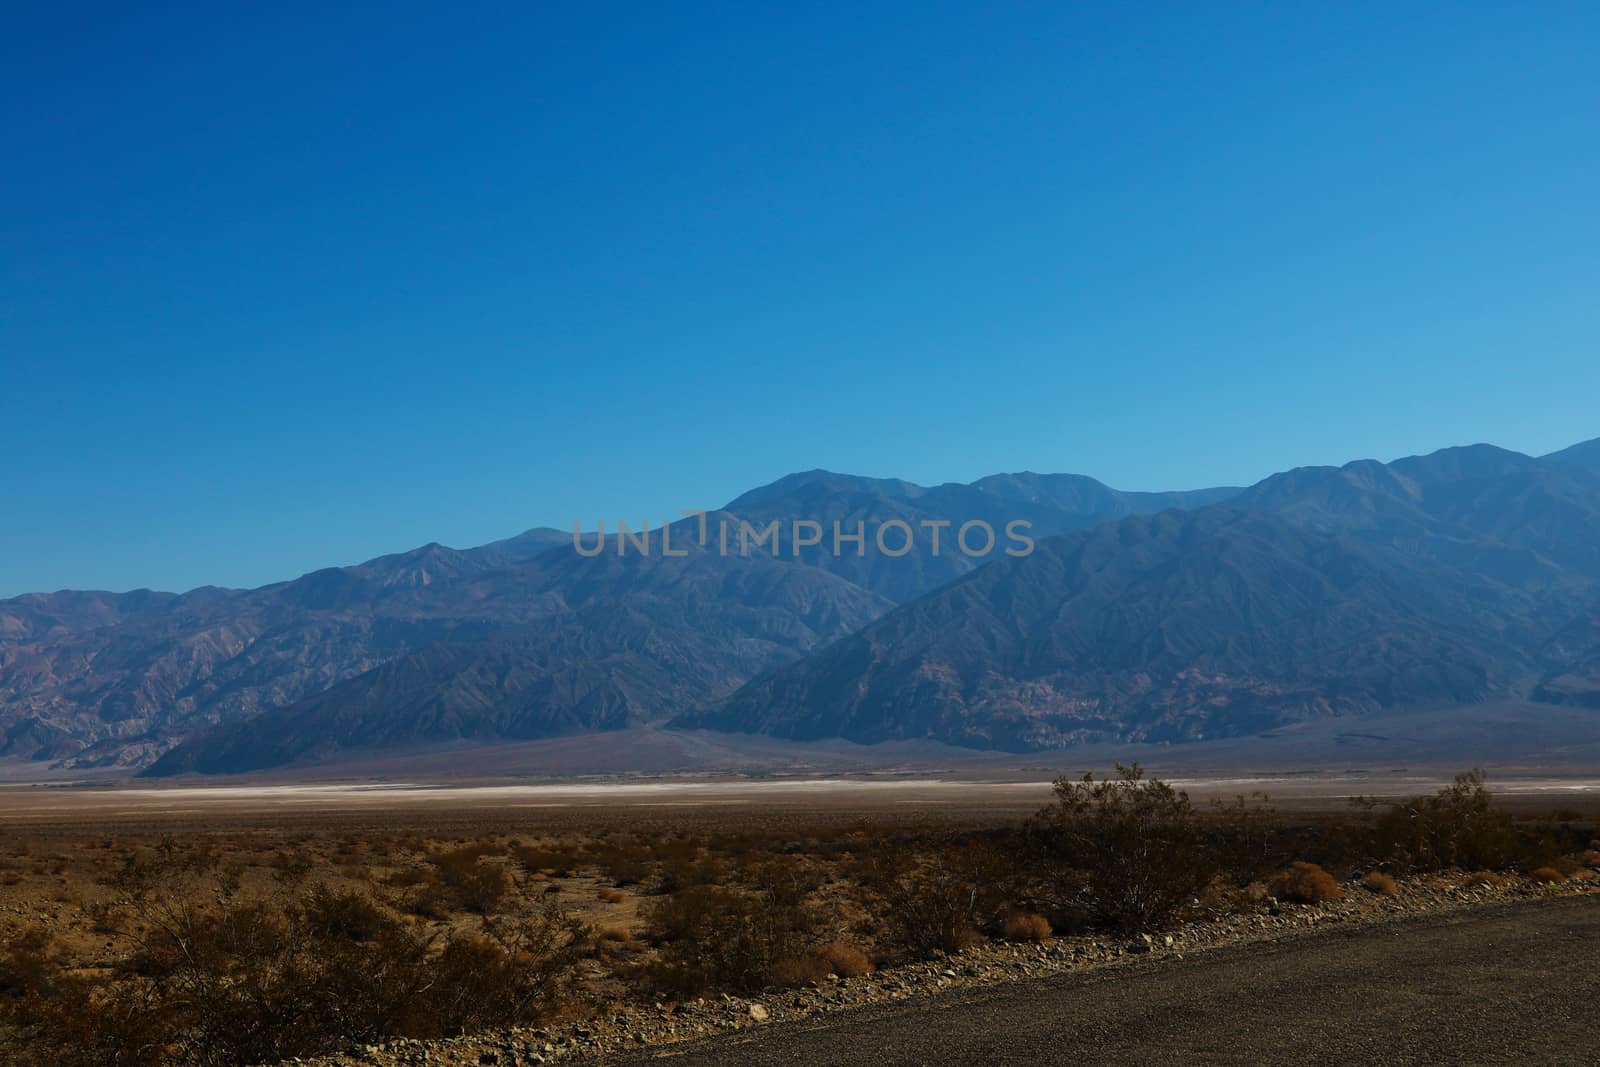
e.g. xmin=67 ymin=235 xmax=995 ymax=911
xmin=722 ymin=470 xmax=1242 ymax=602
xmin=7 ymin=441 xmax=1599 ymax=771
xmin=1533 ymin=603 xmax=1600 ymax=708
xmin=4 ymin=517 xmax=892 ymax=768
xmin=0 ymin=588 xmax=227 ymax=645
xmin=679 ymin=507 xmax=1576 ymax=750
xmin=144 ymin=535 xmax=892 ymax=774
xmin=1543 ymin=435 xmax=1600 ymax=475
xmin=1231 ymin=445 xmax=1600 ymax=589
xmin=0 ymin=542 xmax=526 ymax=766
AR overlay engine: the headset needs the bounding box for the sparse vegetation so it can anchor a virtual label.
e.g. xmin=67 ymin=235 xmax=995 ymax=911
xmin=1027 ymin=764 xmax=1218 ymax=933
xmin=0 ymin=770 xmax=1593 ymax=1065
xmin=1360 ymin=871 xmax=1400 ymax=897
xmin=1269 ymin=862 xmax=1345 ymax=904
xmin=1001 ymin=912 xmax=1052 ymax=942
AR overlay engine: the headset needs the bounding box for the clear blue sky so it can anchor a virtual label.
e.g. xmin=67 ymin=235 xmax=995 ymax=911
xmin=4 ymin=2 xmax=1597 ymax=596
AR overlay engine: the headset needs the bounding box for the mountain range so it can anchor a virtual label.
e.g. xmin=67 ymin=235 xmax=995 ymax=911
xmin=3 ymin=438 xmax=1598 ymax=776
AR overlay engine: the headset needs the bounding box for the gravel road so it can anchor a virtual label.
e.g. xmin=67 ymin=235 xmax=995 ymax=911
xmin=593 ymin=895 xmax=1597 ymax=1066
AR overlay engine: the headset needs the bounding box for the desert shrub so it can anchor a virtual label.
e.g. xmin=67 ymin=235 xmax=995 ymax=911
xmin=597 ymin=887 xmax=627 ymax=903
xmin=1027 ymin=764 xmax=1216 ymax=933
xmin=1579 ymin=850 xmax=1600 ymax=869
xmin=453 ymin=862 xmax=511 ymax=915
xmin=1195 ymin=876 xmax=1268 ymax=917
xmin=745 ymin=852 xmax=824 ymax=905
xmin=270 ymin=850 xmax=314 ymax=885
xmin=0 ymin=927 xmax=60 ymax=1009
xmin=412 ymin=849 xmax=511 ymax=916
xmin=767 ymin=941 xmax=873 ymax=987
xmin=2 ymin=971 xmax=170 ymax=1067
xmin=655 ymin=852 xmax=727 ymax=895
xmin=1268 ymin=862 xmax=1344 ymax=904
xmin=817 ymin=941 xmax=873 ymax=977
xmin=767 ymin=954 xmax=835 ymax=987
xmin=1206 ymin=792 xmax=1281 ymax=884
xmin=1529 ymin=866 xmax=1567 ymax=884
xmin=1359 ymin=871 xmax=1400 ymax=897
xmin=1 ymin=866 xmax=582 ymax=1067
xmin=510 ymin=843 xmax=581 ymax=877
xmin=1001 ymin=912 xmax=1052 ymax=942
xmin=860 ymin=841 xmax=1007 ymax=960
xmin=298 ymin=884 xmax=391 ymax=942
xmin=589 ymin=843 xmax=651 ymax=886
xmin=644 ymin=883 xmax=815 ymax=993
xmin=425 ymin=905 xmax=584 ymax=1035
xmin=1365 ymin=770 xmax=1520 ymax=873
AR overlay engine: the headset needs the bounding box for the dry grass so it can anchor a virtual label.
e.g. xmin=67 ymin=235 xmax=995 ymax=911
xmin=1457 ymin=870 xmax=1510 ymax=888
xmin=1359 ymin=871 xmax=1400 ymax=897
xmin=596 ymin=887 xmax=627 ymax=903
xmin=767 ymin=955 xmax=835 ymax=986
xmin=1268 ymin=862 xmax=1345 ymax=904
xmin=1529 ymin=866 xmax=1568 ymax=884
xmin=817 ymin=941 xmax=874 ymax=977
xmin=1001 ymin=912 xmax=1052 ymax=942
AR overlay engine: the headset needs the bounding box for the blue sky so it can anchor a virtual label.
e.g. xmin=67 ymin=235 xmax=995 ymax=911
xmin=4 ymin=2 xmax=1597 ymax=596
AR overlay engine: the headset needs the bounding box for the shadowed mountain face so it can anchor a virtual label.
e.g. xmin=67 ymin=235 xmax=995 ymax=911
xmin=5 ymin=439 xmax=1600 ymax=773
xmin=144 ymin=553 xmax=891 ymax=776
xmin=675 ymin=507 xmax=1575 ymax=749
xmin=4 ymin=522 xmax=890 ymax=769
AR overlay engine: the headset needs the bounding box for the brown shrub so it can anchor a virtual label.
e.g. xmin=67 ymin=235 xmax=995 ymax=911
xmin=3 ymin=869 xmax=584 ymax=1067
xmin=644 ymin=885 xmax=814 ymax=994
xmin=412 ymin=851 xmax=511 ymax=917
xmin=817 ymin=942 xmax=873 ymax=977
xmin=596 ymin=888 xmax=626 ymax=904
xmin=595 ymin=925 xmax=632 ymax=943
xmin=1529 ymin=866 xmax=1567 ymax=884
xmin=1580 ymin=850 xmax=1600 ymax=869
xmin=1268 ymin=862 xmax=1344 ymax=904
xmin=1365 ymin=770 xmax=1520 ymax=873
xmin=1001 ymin=912 xmax=1052 ymax=942
xmin=1360 ymin=872 xmax=1400 ymax=898
xmin=860 ymin=841 xmax=1007 ymax=960
xmin=768 ymin=954 xmax=834 ymax=987
xmin=298 ymin=885 xmax=391 ymax=942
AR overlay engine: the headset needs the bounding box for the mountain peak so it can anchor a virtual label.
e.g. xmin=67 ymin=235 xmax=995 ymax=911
xmin=724 ymin=470 xmax=928 ymax=510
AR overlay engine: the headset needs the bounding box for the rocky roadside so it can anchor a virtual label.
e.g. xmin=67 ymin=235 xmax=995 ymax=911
xmin=293 ymin=871 xmax=1599 ymax=1067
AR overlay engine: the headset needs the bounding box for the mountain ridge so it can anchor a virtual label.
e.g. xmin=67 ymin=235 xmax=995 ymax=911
xmin=4 ymin=437 xmax=1599 ymax=774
